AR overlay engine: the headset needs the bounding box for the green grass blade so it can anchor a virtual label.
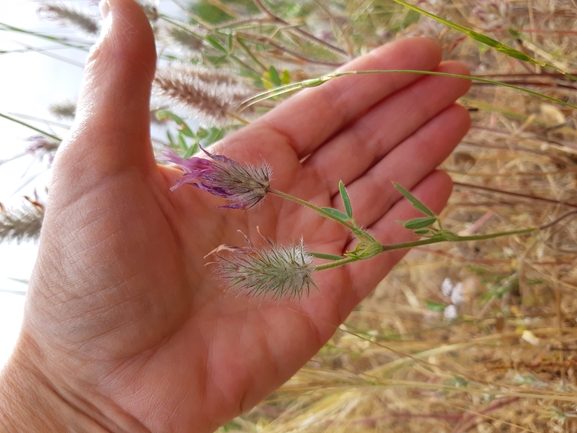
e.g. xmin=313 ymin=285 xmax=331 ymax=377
xmin=0 ymin=112 xmax=61 ymax=142
xmin=390 ymin=0 xmax=577 ymax=81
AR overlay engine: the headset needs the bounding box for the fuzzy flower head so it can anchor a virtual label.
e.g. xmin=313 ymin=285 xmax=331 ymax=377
xmin=38 ymin=3 xmax=100 ymax=36
xmin=207 ymin=231 xmax=317 ymax=301
xmin=153 ymin=64 xmax=251 ymax=126
xmin=162 ymin=147 xmax=271 ymax=209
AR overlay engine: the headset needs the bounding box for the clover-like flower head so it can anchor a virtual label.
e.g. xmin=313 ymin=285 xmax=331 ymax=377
xmin=207 ymin=231 xmax=317 ymax=301
xmin=162 ymin=147 xmax=271 ymax=209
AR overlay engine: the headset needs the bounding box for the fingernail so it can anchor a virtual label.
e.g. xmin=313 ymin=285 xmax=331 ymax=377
xmin=99 ymin=0 xmax=111 ymax=19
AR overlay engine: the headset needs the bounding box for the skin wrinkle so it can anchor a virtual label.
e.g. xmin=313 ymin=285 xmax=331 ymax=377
xmin=325 ymin=103 xmax=470 ymax=230
xmin=304 ymin=63 xmax=471 ymax=192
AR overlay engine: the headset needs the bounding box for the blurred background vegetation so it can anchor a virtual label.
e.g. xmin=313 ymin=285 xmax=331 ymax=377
xmin=3 ymin=0 xmax=577 ymax=431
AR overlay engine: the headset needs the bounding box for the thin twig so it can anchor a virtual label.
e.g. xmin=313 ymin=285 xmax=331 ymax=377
xmin=454 ymin=182 xmax=577 ymax=209
xmin=252 ymin=0 xmax=348 ymax=57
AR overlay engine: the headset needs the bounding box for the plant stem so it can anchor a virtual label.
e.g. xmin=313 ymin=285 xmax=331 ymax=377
xmin=269 ymin=189 xmax=357 ymax=231
xmin=241 ymin=70 xmax=577 ymax=111
xmin=271 ymin=188 xmax=539 ymax=272
xmin=314 ymin=228 xmax=538 ymax=271
xmin=0 ymin=113 xmax=61 ymax=141
xmin=314 ymin=257 xmax=358 ymax=271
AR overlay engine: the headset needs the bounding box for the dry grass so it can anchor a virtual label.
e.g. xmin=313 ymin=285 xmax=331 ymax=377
xmin=220 ymin=0 xmax=577 ymax=431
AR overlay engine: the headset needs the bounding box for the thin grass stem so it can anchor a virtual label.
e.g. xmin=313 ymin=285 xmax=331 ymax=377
xmin=0 ymin=113 xmax=61 ymax=142
xmin=241 ymin=70 xmax=577 ymax=111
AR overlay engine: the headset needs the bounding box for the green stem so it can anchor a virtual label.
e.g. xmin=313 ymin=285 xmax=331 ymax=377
xmin=314 ymin=257 xmax=358 ymax=271
xmin=452 ymin=228 xmax=538 ymax=242
xmin=235 ymin=36 xmax=268 ymax=72
xmin=242 ymin=70 xmax=577 ymax=111
xmin=269 ymin=188 xmax=357 ymax=231
xmin=0 ymin=113 xmax=61 ymax=141
xmin=314 ymin=227 xmax=539 ymax=272
xmin=271 ymin=187 xmax=539 ymax=272
xmin=0 ymin=23 xmax=90 ymax=51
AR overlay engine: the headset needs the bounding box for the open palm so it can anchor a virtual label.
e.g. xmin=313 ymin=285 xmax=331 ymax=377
xmin=12 ymin=1 xmax=470 ymax=432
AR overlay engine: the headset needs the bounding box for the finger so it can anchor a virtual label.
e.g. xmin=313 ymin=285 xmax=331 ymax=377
xmin=304 ymin=61 xmax=471 ymax=189
xmin=346 ymin=170 xmax=454 ymax=301
xmin=53 ymin=0 xmax=156 ymax=189
xmin=336 ymin=103 xmax=470 ymax=227
xmin=223 ymin=38 xmax=443 ymax=159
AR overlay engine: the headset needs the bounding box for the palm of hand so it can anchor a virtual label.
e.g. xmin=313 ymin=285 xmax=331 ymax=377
xmin=17 ymin=1 xmax=470 ymax=432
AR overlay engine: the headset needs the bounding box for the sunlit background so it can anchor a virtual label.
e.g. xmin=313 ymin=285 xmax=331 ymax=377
xmin=0 ymin=0 xmax=93 ymax=365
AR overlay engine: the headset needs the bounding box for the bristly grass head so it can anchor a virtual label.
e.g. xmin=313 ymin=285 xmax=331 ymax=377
xmin=0 ymin=197 xmax=44 ymax=244
xmin=161 ymin=147 xmax=271 ymax=209
xmin=207 ymin=230 xmax=317 ymax=301
xmin=153 ymin=64 xmax=252 ymax=126
xmin=26 ymin=136 xmax=60 ymax=163
xmin=38 ymin=3 xmax=100 ymax=36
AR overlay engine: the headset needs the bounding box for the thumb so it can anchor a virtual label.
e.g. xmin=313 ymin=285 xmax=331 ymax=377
xmin=53 ymin=0 xmax=157 ymax=185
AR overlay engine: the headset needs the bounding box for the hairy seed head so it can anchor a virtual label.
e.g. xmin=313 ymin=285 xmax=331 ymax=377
xmin=26 ymin=136 xmax=60 ymax=163
xmin=48 ymin=100 xmax=77 ymax=120
xmin=0 ymin=197 xmax=44 ymax=244
xmin=208 ymin=233 xmax=317 ymax=301
xmin=38 ymin=3 xmax=99 ymax=35
xmin=153 ymin=64 xmax=251 ymax=126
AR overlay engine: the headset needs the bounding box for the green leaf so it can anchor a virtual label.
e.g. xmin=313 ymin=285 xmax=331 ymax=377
xmin=201 ymin=127 xmax=225 ymax=147
xmin=156 ymin=110 xmax=194 ymax=138
xmin=227 ymin=33 xmax=233 ymax=51
xmin=414 ymin=229 xmax=431 ymax=235
xmin=166 ymin=130 xmax=176 ymax=147
xmin=281 ymin=69 xmax=291 ymax=85
xmin=339 ymin=181 xmax=353 ymax=219
xmin=319 ymin=207 xmax=350 ymax=223
xmin=268 ymin=66 xmax=282 ymax=86
xmin=309 ymin=252 xmax=345 ymax=261
xmin=178 ymin=133 xmax=187 ymax=152
xmin=189 ymin=2 xmax=233 ymax=25
xmin=442 ymin=231 xmax=460 ymax=242
xmin=205 ymin=36 xmax=228 ymax=53
xmin=183 ymin=143 xmax=198 ymax=158
xmin=425 ymin=300 xmax=446 ymax=312
xmin=197 ymin=127 xmax=209 ymax=139
xmin=403 ymin=216 xmax=437 ymax=230
xmin=394 ymin=183 xmax=435 ymax=217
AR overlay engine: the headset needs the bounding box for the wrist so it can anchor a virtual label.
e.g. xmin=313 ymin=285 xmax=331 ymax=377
xmin=0 ymin=334 xmax=150 ymax=433
xmin=0 ymin=344 xmax=101 ymax=432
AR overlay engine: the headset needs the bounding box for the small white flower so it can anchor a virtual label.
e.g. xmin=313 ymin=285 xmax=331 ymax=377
xmin=444 ymin=304 xmax=458 ymax=320
xmin=450 ymin=282 xmax=464 ymax=306
xmin=441 ymin=277 xmax=454 ymax=297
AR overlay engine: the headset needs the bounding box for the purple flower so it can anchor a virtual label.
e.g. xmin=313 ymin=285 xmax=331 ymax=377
xmin=162 ymin=147 xmax=271 ymax=209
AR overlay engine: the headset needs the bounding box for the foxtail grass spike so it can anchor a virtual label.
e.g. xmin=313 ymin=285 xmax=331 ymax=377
xmin=38 ymin=3 xmax=99 ymax=36
xmin=153 ymin=64 xmax=252 ymax=126
xmin=0 ymin=198 xmax=44 ymax=244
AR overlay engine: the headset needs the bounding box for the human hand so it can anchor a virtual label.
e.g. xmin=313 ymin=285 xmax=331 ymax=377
xmin=0 ymin=0 xmax=470 ymax=431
